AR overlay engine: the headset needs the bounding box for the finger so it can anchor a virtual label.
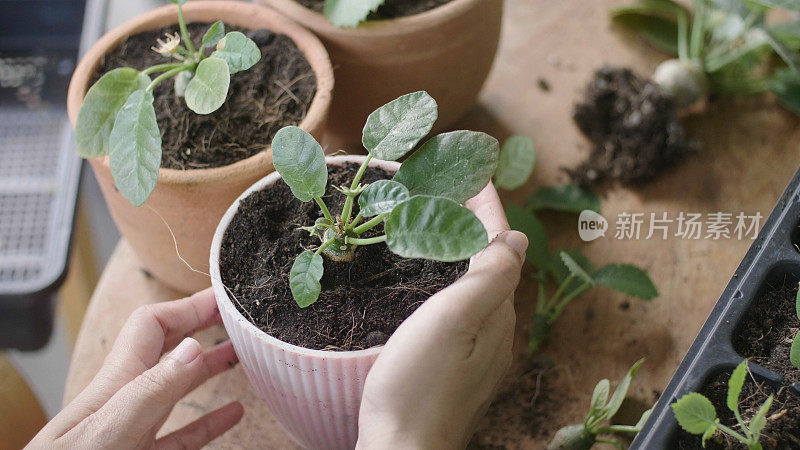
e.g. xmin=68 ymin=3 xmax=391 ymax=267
xmin=155 ymin=402 xmax=244 ymax=450
xmin=428 ymin=231 xmax=527 ymax=330
xmin=466 ymin=181 xmax=509 ymax=240
xmin=187 ymin=340 xmax=238 ymax=393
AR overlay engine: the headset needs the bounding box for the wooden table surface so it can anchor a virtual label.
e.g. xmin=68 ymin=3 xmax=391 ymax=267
xmin=64 ymin=0 xmax=800 ymax=448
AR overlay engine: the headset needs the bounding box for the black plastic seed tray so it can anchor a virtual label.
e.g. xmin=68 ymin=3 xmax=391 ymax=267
xmin=0 ymin=0 xmax=105 ymax=350
xmin=632 ymin=165 xmax=800 ymax=447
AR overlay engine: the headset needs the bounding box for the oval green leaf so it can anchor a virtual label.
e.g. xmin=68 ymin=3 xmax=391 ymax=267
xmin=602 ymin=358 xmax=643 ymax=419
xmin=362 ymin=91 xmax=438 ymax=161
xmin=494 ymin=135 xmax=536 ymax=190
xmin=593 ymin=264 xmax=658 ymax=300
xmin=358 ymin=180 xmax=410 ymax=217
xmin=75 ymin=68 xmax=150 ymax=158
xmin=393 ymin=131 xmax=499 ymax=204
xmin=211 ymin=31 xmax=261 ymax=74
xmin=386 ymin=196 xmax=488 ymax=262
xmin=323 ymin=0 xmax=384 ymax=27
xmin=505 ymin=204 xmax=548 ymax=270
xmin=290 ymin=251 xmax=324 ymax=308
xmin=791 ymin=334 xmax=800 ymax=370
xmin=202 ymin=21 xmax=225 ymax=48
xmin=528 ymin=184 xmax=601 ymax=213
xmin=750 ymin=395 xmax=773 ymax=438
xmin=108 ymin=89 xmax=161 ymax=207
xmin=185 ymin=57 xmax=230 ymax=114
xmin=272 ymin=126 xmax=327 ymax=202
xmin=589 ymin=379 xmax=610 ymax=417
xmin=727 ymin=360 xmax=747 ymax=413
xmin=671 ymin=393 xmax=718 ymax=434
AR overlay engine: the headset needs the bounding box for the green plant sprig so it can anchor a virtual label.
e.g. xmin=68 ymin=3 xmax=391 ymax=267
xmin=272 ymin=91 xmax=500 ymax=307
xmin=789 ymin=282 xmax=800 ymax=369
xmin=75 ymin=0 xmax=261 ymax=206
xmin=612 ymin=0 xmax=800 ymax=112
xmin=672 ymin=360 xmax=773 ymax=449
xmin=547 ymin=359 xmax=652 ymax=450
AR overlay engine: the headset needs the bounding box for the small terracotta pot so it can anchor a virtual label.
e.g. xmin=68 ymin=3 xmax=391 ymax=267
xmin=67 ymin=1 xmax=333 ymax=294
xmin=259 ymin=0 xmax=503 ymax=149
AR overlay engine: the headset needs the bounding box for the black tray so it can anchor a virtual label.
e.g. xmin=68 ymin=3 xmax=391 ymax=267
xmin=632 ymin=165 xmax=800 ymax=447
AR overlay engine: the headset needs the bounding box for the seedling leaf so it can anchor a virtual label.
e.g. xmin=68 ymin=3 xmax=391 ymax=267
xmin=185 ymin=57 xmax=230 ymax=114
xmin=323 ymin=0 xmax=384 ymax=27
xmin=549 ymin=249 xmax=593 ymax=288
xmin=385 ymin=196 xmax=488 ymax=261
xmin=750 ymin=394 xmax=773 ymax=438
xmin=701 ymin=423 xmax=718 ymax=447
xmin=635 ymin=408 xmax=653 ymax=430
xmin=211 ymin=31 xmax=261 ymax=74
xmin=796 ymin=283 xmax=800 ymax=319
xmin=560 ymin=251 xmax=596 ymax=286
xmin=75 ymin=68 xmax=150 ymax=158
xmin=671 ymin=393 xmax=718 ymax=434
xmin=593 ymin=264 xmax=658 ymax=299
xmin=790 ymin=333 xmax=800 ymax=369
xmin=494 ymin=135 xmax=536 ymax=190
xmin=358 ymin=180 xmax=409 ymax=217
xmin=727 ymin=360 xmax=747 ymax=413
xmin=589 ymin=379 xmax=610 ymax=418
xmin=611 ymin=6 xmax=682 ymax=55
xmin=290 ymin=251 xmax=324 ymax=307
xmin=393 ymin=131 xmax=499 ymax=204
xmin=505 ymin=204 xmax=548 ymax=269
xmin=362 ymin=91 xmax=438 ymax=161
xmin=528 ymin=184 xmax=601 ymax=214
xmin=108 ymin=89 xmax=161 ymax=207
xmin=272 ymin=126 xmax=327 ymax=202
xmin=602 ymin=358 xmax=643 ymax=419
xmin=202 ymin=21 xmax=225 ymax=48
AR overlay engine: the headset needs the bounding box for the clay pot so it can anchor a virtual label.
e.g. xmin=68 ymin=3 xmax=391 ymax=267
xmin=67 ymin=1 xmax=333 ymax=294
xmin=258 ymin=0 xmax=503 ymax=149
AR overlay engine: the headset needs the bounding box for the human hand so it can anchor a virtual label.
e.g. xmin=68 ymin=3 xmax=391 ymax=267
xmin=27 ymin=288 xmax=243 ymax=449
xmin=357 ymin=183 xmax=528 ymax=449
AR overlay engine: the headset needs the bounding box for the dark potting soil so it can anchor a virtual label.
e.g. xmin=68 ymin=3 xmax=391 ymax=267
xmin=92 ymin=22 xmax=316 ymax=170
xmin=219 ymin=163 xmax=469 ymax=351
xmin=568 ymin=66 xmax=694 ymax=187
xmin=675 ymin=371 xmax=800 ymax=449
xmin=295 ymin=0 xmax=454 ymax=19
xmin=733 ymin=280 xmax=800 ymax=383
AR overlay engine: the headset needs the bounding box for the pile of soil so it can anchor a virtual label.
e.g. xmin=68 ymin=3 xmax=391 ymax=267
xmin=568 ymin=66 xmax=694 ymax=187
xmin=219 ymin=163 xmax=468 ymax=351
xmin=676 ymin=371 xmax=800 ymax=449
xmin=296 ymin=0 xmax=454 ymax=19
xmin=733 ymin=281 xmax=800 ymax=382
xmin=93 ymin=22 xmax=316 ymax=170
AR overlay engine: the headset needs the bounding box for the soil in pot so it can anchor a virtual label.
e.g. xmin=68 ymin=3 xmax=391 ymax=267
xmin=219 ymin=163 xmax=469 ymax=351
xmin=568 ymin=66 xmax=694 ymax=187
xmin=675 ymin=370 xmax=800 ymax=449
xmin=295 ymin=0 xmax=454 ymax=19
xmin=93 ymin=22 xmax=316 ymax=170
xmin=733 ymin=280 xmax=800 ymax=383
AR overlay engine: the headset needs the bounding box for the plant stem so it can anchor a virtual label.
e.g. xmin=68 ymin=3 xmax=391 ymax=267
xmin=350 ymin=155 xmax=373 ymax=190
xmin=341 ymin=155 xmax=374 ymax=227
xmin=146 ymin=65 xmax=191 ymax=92
xmin=315 ymin=238 xmax=336 ymax=255
xmin=715 ymin=423 xmax=749 ymax=445
xmin=353 ymin=213 xmax=389 ymax=235
xmin=677 ymin=8 xmax=689 ymax=61
xmin=314 ymin=197 xmax=334 ymax=223
xmin=349 ymin=212 xmax=363 ymax=228
xmin=142 ymin=62 xmax=187 ymax=75
xmin=553 ymin=282 xmax=592 ymax=317
xmin=546 ymin=274 xmax=575 ymax=310
xmin=689 ymin=0 xmax=705 ymax=60
xmin=535 ymin=270 xmax=547 ymax=314
xmin=347 ymin=235 xmax=386 ymax=246
xmin=176 ymin=3 xmax=196 ymax=54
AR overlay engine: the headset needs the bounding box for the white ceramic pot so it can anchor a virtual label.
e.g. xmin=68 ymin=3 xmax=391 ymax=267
xmin=210 ymin=155 xmax=396 ymax=449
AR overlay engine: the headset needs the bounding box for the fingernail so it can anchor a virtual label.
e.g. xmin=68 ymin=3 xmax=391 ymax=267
xmin=169 ymin=337 xmax=201 ymax=365
xmin=500 ymin=230 xmax=528 ymax=261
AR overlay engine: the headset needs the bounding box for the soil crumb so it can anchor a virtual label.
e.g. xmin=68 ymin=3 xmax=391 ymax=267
xmin=219 ymin=163 xmax=468 ymax=351
xmin=93 ymin=22 xmax=316 ymax=170
xmin=568 ymin=66 xmax=694 ymax=187
xmin=733 ymin=280 xmax=800 ymax=383
xmin=296 ymin=0 xmax=454 ymax=19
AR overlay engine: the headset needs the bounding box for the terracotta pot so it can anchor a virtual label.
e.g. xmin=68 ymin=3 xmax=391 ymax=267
xmin=67 ymin=1 xmax=333 ymax=294
xmin=259 ymin=0 xmax=503 ymax=149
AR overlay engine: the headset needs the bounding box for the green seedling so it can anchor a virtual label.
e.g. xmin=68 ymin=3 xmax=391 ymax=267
xmin=672 ymin=360 xmax=773 ymax=449
xmin=507 ymin=202 xmax=658 ymax=352
xmin=272 ymin=91 xmax=499 ymax=307
xmin=75 ymin=0 xmax=261 ymax=205
xmin=493 ymin=135 xmax=536 ymax=191
xmin=612 ymin=0 xmax=800 ymax=112
xmin=322 ymin=0 xmax=386 ymax=27
xmin=547 ymin=359 xmax=652 ymax=450
xmin=789 ymin=282 xmax=800 ymax=369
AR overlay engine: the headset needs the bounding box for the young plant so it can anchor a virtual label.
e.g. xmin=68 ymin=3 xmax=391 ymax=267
xmin=790 ymin=282 xmax=800 ymax=369
xmin=612 ymin=0 xmax=800 ymax=112
xmin=672 ymin=360 xmax=773 ymax=449
xmin=323 ymin=0 xmax=386 ymax=27
xmin=547 ymin=359 xmax=652 ymax=450
xmin=271 ymin=91 xmax=499 ymax=307
xmin=75 ymin=0 xmax=261 ymax=205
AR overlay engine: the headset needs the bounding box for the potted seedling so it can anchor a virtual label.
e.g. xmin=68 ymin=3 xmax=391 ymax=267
xmin=67 ymin=0 xmax=333 ymax=293
xmin=548 ymin=359 xmax=652 ymax=450
xmin=258 ymin=0 xmax=503 ymax=148
xmin=210 ymin=91 xmax=504 ymax=449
